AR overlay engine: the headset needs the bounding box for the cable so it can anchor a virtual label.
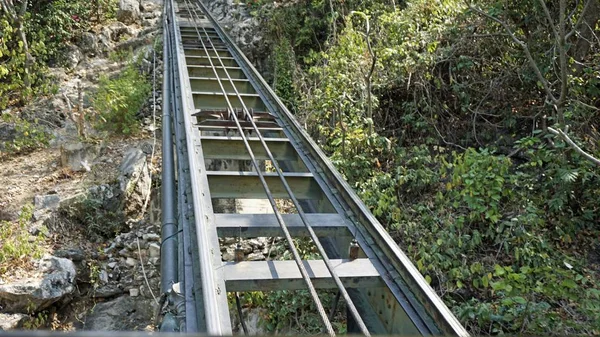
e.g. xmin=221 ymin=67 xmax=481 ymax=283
xmin=180 ymin=2 xmax=336 ymax=336
xmin=186 ymin=1 xmax=370 ymax=335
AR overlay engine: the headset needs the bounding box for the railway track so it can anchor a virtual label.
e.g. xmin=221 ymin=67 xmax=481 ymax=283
xmin=159 ymin=0 xmax=468 ymax=335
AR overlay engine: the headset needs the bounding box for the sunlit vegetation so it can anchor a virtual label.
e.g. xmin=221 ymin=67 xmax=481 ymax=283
xmin=252 ymin=0 xmax=600 ymax=334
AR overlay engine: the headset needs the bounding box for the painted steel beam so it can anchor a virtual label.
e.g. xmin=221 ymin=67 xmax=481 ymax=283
xmin=201 ymin=136 xmax=296 ymax=161
xmin=221 ymin=259 xmax=383 ymax=291
xmin=206 ymin=171 xmax=322 ymax=200
xmin=214 ymin=213 xmax=349 ymax=237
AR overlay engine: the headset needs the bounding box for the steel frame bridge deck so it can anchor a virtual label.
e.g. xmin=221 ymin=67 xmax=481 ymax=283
xmin=162 ymin=0 xmax=468 ymax=336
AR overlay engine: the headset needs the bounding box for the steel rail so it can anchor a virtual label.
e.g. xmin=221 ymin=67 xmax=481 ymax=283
xmin=168 ymin=0 xmax=218 ymax=332
xmin=199 ymin=2 xmax=469 ymax=336
xmin=167 ymin=3 xmax=199 ymax=329
xmin=184 ymin=1 xmax=371 ymax=335
xmin=160 ymin=0 xmax=178 ymax=295
xmin=180 ymin=1 xmax=336 ymax=335
xmin=194 ymin=1 xmax=469 ymax=336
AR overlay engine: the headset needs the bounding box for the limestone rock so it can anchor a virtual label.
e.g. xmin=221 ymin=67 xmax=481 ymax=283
xmin=92 ymin=285 xmax=123 ymax=298
xmin=142 ymin=233 xmax=159 ymax=241
xmin=76 ymin=32 xmax=98 ymax=55
xmin=83 ymin=296 xmax=156 ymax=330
xmin=117 ymin=0 xmax=141 ymax=24
xmin=103 ymin=21 xmax=134 ymax=42
xmin=118 ymin=147 xmax=151 ymax=215
xmin=54 ymin=248 xmax=86 ymax=262
xmin=60 ymin=141 xmax=101 ymax=172
xmin=62 ymin=44 xmax=83 ymax=70
xmin=129 ymin=288 xmax=139 ymax=297
xmin=0 ymin=256 xmax=76 ymax=313
xmin=148 ymin=243 xmax=160 ymax=258
xmin=0 ymin=313 xmax=27 ymax=330
xmin=34 ymin=194 xmax=61 ymax=210
xmin=246 ymin=252 xmax=265 ymax=261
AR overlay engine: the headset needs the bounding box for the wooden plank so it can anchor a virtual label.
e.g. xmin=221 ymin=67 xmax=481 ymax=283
xmin=206 ymin=171 xmax=321 ymax=199
xmin=201 ymin=137 xmax=296 ymax=161
xmin=221 ymin=259 xmax=382 ymax=291
xmin=215 ymin=213 xmax=349 ymax=237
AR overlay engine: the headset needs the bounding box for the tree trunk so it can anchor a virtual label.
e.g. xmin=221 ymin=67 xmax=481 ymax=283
xmin=16 ymin=17 xmax=33 ymax=94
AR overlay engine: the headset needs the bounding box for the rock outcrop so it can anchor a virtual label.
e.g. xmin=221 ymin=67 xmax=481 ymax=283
xmin=83 ymin=296 xmax=156 ymax=330
xmin=0 ymin=256 xmax=76 ymax=313
xmin=117 ymin=0 xmax=141 ymax=24
xmin=118 ymin=147 xmax=151 ymax=216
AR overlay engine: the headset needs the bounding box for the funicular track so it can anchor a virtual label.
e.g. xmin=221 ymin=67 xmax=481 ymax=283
xmin=160 ymin=0 xmax=468 ymax=335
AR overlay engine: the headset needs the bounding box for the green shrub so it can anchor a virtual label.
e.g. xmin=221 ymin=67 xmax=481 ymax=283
xmin=0 ymin=205 xmax=46 ymax=274
xmin=93 ymin=64 xmax=151 ymax=135
xmin=0 ymin=114 xmax=52 ymax=157
xmin=63 ymin=193 xmax=126 ymax=241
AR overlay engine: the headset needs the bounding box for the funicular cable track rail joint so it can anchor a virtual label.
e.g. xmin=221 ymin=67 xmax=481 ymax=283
xmin=160 ymin=0 xmax=469 ymax=336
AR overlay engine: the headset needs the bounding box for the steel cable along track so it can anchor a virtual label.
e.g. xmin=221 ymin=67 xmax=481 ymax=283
xmin=160 ymin=0 xmax=469 ymax=335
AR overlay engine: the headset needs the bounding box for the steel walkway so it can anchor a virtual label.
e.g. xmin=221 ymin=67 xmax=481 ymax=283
xmin=160 ymin=0 xmax=468 ymax=335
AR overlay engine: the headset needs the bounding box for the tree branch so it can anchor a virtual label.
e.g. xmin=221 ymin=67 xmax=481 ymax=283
xmin=538 ymin=0 xmax=560 ymax=42
xmin=548 ymin=127 xmax=600 ymax=166
xmin=18 ymin=0 xmax=27 ymax=18
xmin=467 ymin=1 xmax=558 ymax=104
xmin=566 ymin=0 xmax=581 ymax=23
xmin=0 ymin=0 xmax=17 ymax=22
xmin=566 ymin=0 xmax=593 ymax=39
xmin=557 ymin=0 xmax=568 ymax=125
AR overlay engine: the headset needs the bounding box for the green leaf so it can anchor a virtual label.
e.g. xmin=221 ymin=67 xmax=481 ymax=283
xmin=494 ymin=264 xmax=505 ymax=276
xmin=561 ymin=279 xmax=577 ymax=289
xmin=482 ymin=275 xmax=489 ymax=288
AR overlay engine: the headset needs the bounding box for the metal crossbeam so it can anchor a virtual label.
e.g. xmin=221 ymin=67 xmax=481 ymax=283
xmin=215 ymin=213 xmax=348 ymax=237
xmin=222 ymin=259 xmax=383 ymax=291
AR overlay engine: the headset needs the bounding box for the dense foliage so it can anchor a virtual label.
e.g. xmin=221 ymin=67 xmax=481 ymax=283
xmin=93 ymin=61 xmax=151 ymax=135
xmin=253 ymin=0 xmax=600 ymax=334
xmin=0 ymin=0 xmax=117 ymax=109
xmin=0 ymin=204 xmax=46 ymax=274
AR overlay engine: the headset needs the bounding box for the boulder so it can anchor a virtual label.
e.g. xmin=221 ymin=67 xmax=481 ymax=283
xmin=118 ymin=147 xmax=151 ymax=215
xmin=117 ymin=0 xmax=141 ymax=24
xmin=0 ymin=256 xmax=76 ymax=313
xmin=60 ymin=141 xmax=101 ymax=172
xmin=92 ymin=284 xmax=123 ymax=298
xmin=0 ymin=313 xmax=27 ymax=330
xmin=34 ymin=194 xmax=61 ymax=211
xmin=103 ymin=21 xmax=134 ymax=42
xmin=54 ymin=248 xmax=86 ymax=262
xmin=83 ymin=296 xmax=156 ymax=330
xmin=62 ymin=44 xmax=83 ymax=70
xmin=76 ymin=32 xmax=98 ymax=55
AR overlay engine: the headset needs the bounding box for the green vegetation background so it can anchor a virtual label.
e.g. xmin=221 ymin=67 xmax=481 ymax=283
xmin=255 ymin=0 xmax=600 ymax=334
xmin=1 ymin=0 xmax=600 ymax=334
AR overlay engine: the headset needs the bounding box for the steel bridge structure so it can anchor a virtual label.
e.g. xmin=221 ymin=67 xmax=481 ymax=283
xmin=160 ymin=0 xmax=468 ymax=336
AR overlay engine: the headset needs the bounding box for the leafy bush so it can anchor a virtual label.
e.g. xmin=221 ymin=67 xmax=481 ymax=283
xmin=63 ymin=192 xmax=126 ymax=242
xmin=0 ymin=0 xmax=119 ymax=109
xmin=93 ymin=64 xmax=151 ymax=135
xmin=0 ymin=114 xmax=52 ymax=157
xmin=0 ymin=205 xmax=46 ymax=274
